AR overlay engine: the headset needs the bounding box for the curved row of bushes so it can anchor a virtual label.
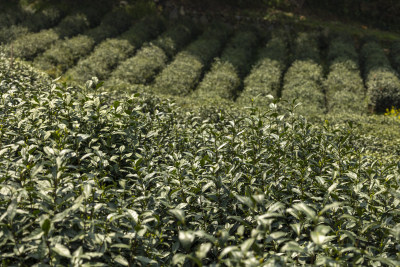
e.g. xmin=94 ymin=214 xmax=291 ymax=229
xmin=0 ymin=7 xmax=25 ymax=28
xmin=361 ymin=41 xmax=400 ymax=113
xmin=194 ymin=29 xmax=259 ymax=100
xmin=106 ymin=21 xmax=197 ymax=87
xmin=324 ymin=36 xmax=366 ymax=114
xmin=66 ymin=17 xmax=164 ymax=83
xmin=33 ymin=8 xmax=133 ymax=77
xmin=10 ymin=11 xmax=98 ymax=61
xmin=0 ymin=7 xmax=62 ymax=44
xmin=152 ymin=23 xmax=232 ymax=96
xmin=237 ymin=33 xmax=288 ymax=106
xmin=281 ymin=32 xmax=325 ymax=115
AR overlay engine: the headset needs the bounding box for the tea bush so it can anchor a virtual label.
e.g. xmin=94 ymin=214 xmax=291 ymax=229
xmin=1 ymin=53 xmax=400 ymax=266
xmin=0 ymin=7 xmax=25 ymax=28
xmin=237 ymin=34 xmax=288 ymax=106
xmin=292 ymin=31 xmax=320 ymax=62
xmin=0 ymin=25 xmax=30 ymax=45
xmin=22 ymin=7 xmax=63 ymax=32
xmin=153 ymin=23 xmax=232 ymax=96
xmin=0 ymin=7 xmax=62 ymax=45
xmin=11 ymin=29 xmax=59 ymax=61
xmin=194 ymin=29 xmax=259 ymax=100
xmin=66 ymin=17 xmax=164 ymax=83
xmin=107 ymin=22 xmax=197 ymax=87
xmin=33 ymin=8 xmax=133 ymax=77
xmin=361 ymin=42 xmax=400 ymax=113
xmin=34 ymin=36 xmax=95 ymax=77
xmin=52 ymin=13 xmax=92 ymax=39
xmin=282 ymin=32 xmax=325 ymax=116
xmin=85 ymin=8 xmax=133 ymax=43
xmin=65 ymin=39 xmax=135 ymax=83
xmin=324 ymin=37 xmax=366 ymax=114
xmin=11 ymin=12 xmax=94 ymax=61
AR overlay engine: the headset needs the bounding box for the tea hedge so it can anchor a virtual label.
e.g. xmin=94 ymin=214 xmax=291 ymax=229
xmin=66 ymin=17 xmax=164 ymax=83
xmin=237 ymin=34 xmax=288 ymax=106
xmin=33 ymin=9 xmax=133 ymax=77
xmin=324 ymin=37 xmax=366 ymax=114
xmin=0 ymin=25 xmax=30 ymax=45
xmin=0 ymin=7 xmax=25 ymax=28
xmin=33 ymin=36 xmax=96 ymax=77
xmin=292 ymin=31 xmax=320 ymax=63
xmin=107 ymin=22 xmax=196 ymax=87
xmin=361 ymin=42 xmax=400 ymax=113
xmin=281 ymin=32 xmax=325 ymax=115
xmin=10 ymin=29 xmax=59 ymax=61
xmin=22 ymin=7 xmax=63 ymax=32
xmin=153 ymin=23 xmax=232 ymax=96
xmin=194 ymin=30 xmax=259 ymax=100
xmin=0 ymin=7 xmax=62 ymax=45
xmin=1 ymin=53 xmax=400 ymax=266
xmin=10 ymin=12 xmax=94 ymax=61
xmin=85 ymin=8 xmax=133 ymax=43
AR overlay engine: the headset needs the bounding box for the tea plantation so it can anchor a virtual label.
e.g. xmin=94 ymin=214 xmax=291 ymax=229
xmin=1 ymin=1 xmax=400 ymax=266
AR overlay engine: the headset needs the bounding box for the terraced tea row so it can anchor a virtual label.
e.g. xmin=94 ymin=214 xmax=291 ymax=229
xmin=281 ymin=32 xmax=325 ymax=116
xmin=33 ymin=8 xmax=133 ymax=77
xmin=5 ymin=12 xmax=400 ymax=114
xmin=324 ymin=36 xmax=365 ymax=114
xmin=106 ymin=20 xmax=198 ymax=87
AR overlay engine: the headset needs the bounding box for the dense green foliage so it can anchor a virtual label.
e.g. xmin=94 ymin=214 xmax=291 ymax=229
xmin=107 ymin=21 xmax=197 ymax=87
xmin=361 ymin=42 xmax=400 ymax=113
xmin=1 ymin=53 xmax=400 ymax=266
xmin=11 ymin=11 xmax=97 ymax=61
xmin=281 ymin=32 xmax=325 ymax=116
xmin=3 ymin=4 xmax=400 ymax=265
xmin=324 ymin=36 xmax=366 ymax=114
xmin=237 ymin=33 xmax=288 ymax=105
xmin=153 ymin=23 xmax=231 ymax=96
xmin=194 ymin=29 xmax=259 ymax=100
xmin=0 ymin=7 xmax=62 ymax=44
xmin=33 ymin=8 xmax=133 ymax=77
xmin=66 ymin=17 xmax=164 ymax=83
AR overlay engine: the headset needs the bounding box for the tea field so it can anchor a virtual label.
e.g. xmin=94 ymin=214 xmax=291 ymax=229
xmin=2 ymin=4 xmax=400 ymax=115
xmin=1 ymin=2 xmax=400 ymax=266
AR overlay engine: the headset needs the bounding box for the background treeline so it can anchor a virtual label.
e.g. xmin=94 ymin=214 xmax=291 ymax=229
xmin=3 ymin=0 xmax=398 ymax=31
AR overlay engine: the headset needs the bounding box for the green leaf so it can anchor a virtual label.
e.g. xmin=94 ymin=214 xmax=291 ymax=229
xmin=6 ymin=198 xmax=17 ymax=222
xmin=136 ymin=255 xmax=157 ymax=265
xmin=220 ymin=246 xmax=239 ymax=259
xmin=290 ymin=223 xmax=301 ymax=236
xmin=41 ymin=218 xmax=51 ymax=236
xmin=281 ymin=241 xmax=305 ymax=253
xmin=169 ymin=208 xmax=185 ymax=224
xmin=83 ymin=184 xmax=92 ymax=199
xmin=172 ymin=253 xmax=187 ymax=265
xmin=235 ymin=195 xmax=255 ymax=209
xmin=240 ymin=238 xmax=254 ymax=252
xmin=111 ymin=243 xmax=131 ymax=249
xmin=179 ymin=231 xmax=195 ymax=250
xmin=196 ymin=243 xmax=212 ymax=260
xmin=52 ymin=243 xmax=71 ymax=258
xmin=114 ymin=255 xmax=129 ymax=266
xmin=311 ymin=225 xmax=332 ymax=245
xmin=125 ymin=209 xmax=139 ymax=224
xmin=319 ymin=202 xmax=343 ymax=215
xmin=292 ymin=202 xmax=316 ymax=221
